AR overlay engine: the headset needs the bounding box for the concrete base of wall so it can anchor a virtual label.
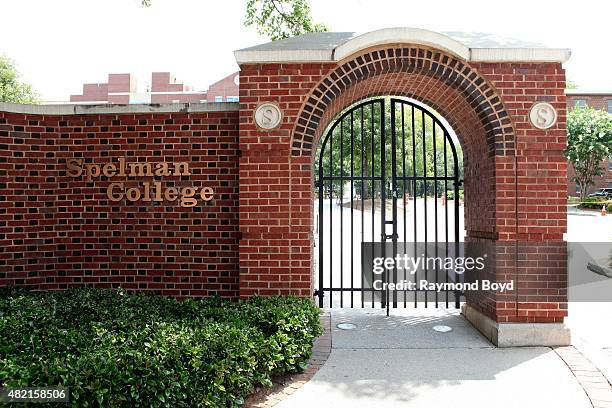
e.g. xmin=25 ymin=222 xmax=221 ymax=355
xmin=462 ymin=304 xmax=571 ymax=347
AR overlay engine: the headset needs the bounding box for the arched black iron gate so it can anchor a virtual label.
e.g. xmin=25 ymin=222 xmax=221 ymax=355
xmin=315 ymin=97 xmax=463 ymax=311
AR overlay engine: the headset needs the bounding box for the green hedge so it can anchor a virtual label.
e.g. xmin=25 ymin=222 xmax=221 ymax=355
xmin=0 ymin=288 xmax=322 ymax=407
xmin=579 ymin=197 xmax=612 ymax=212
xmin=445 ymin=188 xmax=464 ymax=201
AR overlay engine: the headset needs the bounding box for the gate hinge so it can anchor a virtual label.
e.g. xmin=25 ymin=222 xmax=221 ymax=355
xmin=313 ymin=289 xmax=324 ymax=298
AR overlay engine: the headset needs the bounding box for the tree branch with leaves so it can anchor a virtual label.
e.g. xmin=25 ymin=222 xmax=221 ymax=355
xmin=141 ymin=0 xmax=328 ymax=41
xmin=244 ymin=0 xmax=328 ymax=40
xmin=0 ymin=55 xmax=38 ymax=104
xmin=565 ymin=107 xmax=612 ymax=200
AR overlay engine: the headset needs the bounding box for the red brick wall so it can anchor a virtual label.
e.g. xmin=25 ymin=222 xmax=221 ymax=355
xmin=238 ymin=63 xmax=333 ymax=298
xmin=0 ymin=109 xmax=240 ymax=298
xmin=472 ymin=62 xmax=568 ymax=323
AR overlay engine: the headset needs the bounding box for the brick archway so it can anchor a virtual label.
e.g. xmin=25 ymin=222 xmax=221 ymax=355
xmin=291 ymin=46 xmax=514 ymax=159
xmin=290 ymin=48 xmax=517 ymax=241
xmin=289 ymin=45 xmax=520 ymax=325
xmin=237 ymin=29 xmax=570 ymax=345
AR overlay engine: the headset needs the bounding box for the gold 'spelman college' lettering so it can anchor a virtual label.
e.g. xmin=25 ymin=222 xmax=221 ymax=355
xmin=66 ymin=158 xmax=214 ymax=207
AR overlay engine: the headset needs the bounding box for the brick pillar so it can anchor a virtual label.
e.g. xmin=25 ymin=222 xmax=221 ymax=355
xmin=237 ymin=63 xmax=332 ymax=297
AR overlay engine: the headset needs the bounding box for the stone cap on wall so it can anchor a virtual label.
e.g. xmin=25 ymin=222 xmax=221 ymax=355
xmin=235 ymin=27 xmax=571 ymax=64
xmin=0 ymin=102 xmax=239 ymax=115
xmin=565 ymin=89 xmax=612 ymax=96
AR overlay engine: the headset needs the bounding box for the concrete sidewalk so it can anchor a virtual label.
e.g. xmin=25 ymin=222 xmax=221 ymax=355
xmin=567 ymin=302 xmax=612 ymax=384
xmin=277 ymin=308 xmax=592 ymax=408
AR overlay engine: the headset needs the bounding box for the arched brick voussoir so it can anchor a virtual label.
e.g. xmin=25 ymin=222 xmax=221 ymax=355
xmin=291 ymin=46 xmax=515 ymax=158
xmin=309 ymin=72 xmax=490 ymax=167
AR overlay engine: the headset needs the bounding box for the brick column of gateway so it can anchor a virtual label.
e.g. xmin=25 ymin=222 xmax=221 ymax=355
xmin=0 ymin=28 xmax=571 ymax=347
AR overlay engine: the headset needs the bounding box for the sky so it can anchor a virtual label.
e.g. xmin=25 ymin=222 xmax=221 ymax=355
xmin=1 ymin=0 xmax=610 ymax=102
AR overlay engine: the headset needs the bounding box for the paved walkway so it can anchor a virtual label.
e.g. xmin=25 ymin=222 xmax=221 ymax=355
xmin=568 ymin=303 xmax=612 ymax=386
xmin=275 ymin=308 xmax=596 ymax=408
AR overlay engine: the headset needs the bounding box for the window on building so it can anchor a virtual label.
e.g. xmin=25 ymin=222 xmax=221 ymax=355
xmin=607 ymin=100 xmax=612 ymax=114
xmin=215 ymin=96 xmax=223 ymax=102
xmin=574 ymin=99 xmax=587 ymax=109
xmin=575 ymin=183 xmax=581 ymax=193
xmin=608 ymin=160 xmax=612 ymax=170
xmin=226 ymin=96 xmax=239 ymax=102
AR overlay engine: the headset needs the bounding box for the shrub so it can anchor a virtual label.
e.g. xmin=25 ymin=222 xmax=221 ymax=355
xmin=579 ymin=197 xmax=612 ymax=212
xmin=445 ymin=188 xmax=464 ymax=201
xmin=0 ymin=288 xmax=322 ymax=407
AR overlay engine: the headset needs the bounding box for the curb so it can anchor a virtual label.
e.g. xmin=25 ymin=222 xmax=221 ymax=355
xmin=555 ymin=346 xmax=612 ymax=408
xmin=245 ymin=312 xmax=332 ymax=407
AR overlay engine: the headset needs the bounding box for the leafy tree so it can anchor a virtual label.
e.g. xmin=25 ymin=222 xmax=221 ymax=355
xmin=244 ymin=0 xmax=328 ymax=40
xmin=141 ymin=0 xmax=327 ymax=41
xmin=565 ymin=107 xmax=612 ymax=200
xmin=0 ymin=55 xmax=38 ymax=104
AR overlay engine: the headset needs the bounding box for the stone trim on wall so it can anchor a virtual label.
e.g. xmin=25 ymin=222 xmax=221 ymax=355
xmin=0 ymin=102 xmax=239 ymax=116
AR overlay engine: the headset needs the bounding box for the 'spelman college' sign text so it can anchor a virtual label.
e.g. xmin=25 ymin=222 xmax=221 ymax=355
xmin=66 ymin=158 xmax=214 ymax=207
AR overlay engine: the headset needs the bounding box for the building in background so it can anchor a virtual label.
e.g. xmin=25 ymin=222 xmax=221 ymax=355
xmin=566 ymin=89 xmax=612 ymax=197
xmin=566 ymin=89 xmax=612 ymax=112
xmin=207 ymin=72 xmax=240 ymax=102
xmin=149 ymin=72 xmax=208 ymax=104
xmin=69 ymin=72 xmax=239 ymax=104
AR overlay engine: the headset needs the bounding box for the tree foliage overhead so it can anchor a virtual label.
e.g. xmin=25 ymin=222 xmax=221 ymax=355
xmin=315 ymin=99 xmax=464 ymax=200
xmin=565 ymin=107 xmax=612 ymax=200
xmin=141 ymin=0 xmax=328 ymax=41
xmin=0 ymin=55 xmax=38 ymax=104
xmin=244 ymin=0 xmax=328 ymax=40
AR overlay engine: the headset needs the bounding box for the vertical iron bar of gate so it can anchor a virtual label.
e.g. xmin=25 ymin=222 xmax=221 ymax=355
xmin=422 ymin=109 xmax=428 ymax=307
xmin=380 ymin=99 xmax=388 ymax=313
xmin=390 ymin=101 xmax=398 ymax=308
xmin=411 ymin=105 xmax=418 ymax=307
xmin=454 ymin=169 xmax=460 ymax=309
xmin=401 ymin=103 xmax=407 ymax=307
xmin=444 ymin=131 xmax=449 ymax=308
xmin=318 ymin=136 xmax=324 ymax=308
xmin=329 ymin=126 xmax=333 ymax=308
xmin=340 ymin=119 xmax=344 ymax=307
xmin=433 ymin=120 xmax=439 ymax=307
xmin=448 ymin=133 xmax=461 ymax=309
xmin=318 ymin=140 xmax=324 ymax=308
xmin=350 ymin=110 xmax=354 ymax=308
xmin=371 ymin=103 xmax=375 ymax=308
xmin=360 ymin=106 xmax=365 ymax=308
